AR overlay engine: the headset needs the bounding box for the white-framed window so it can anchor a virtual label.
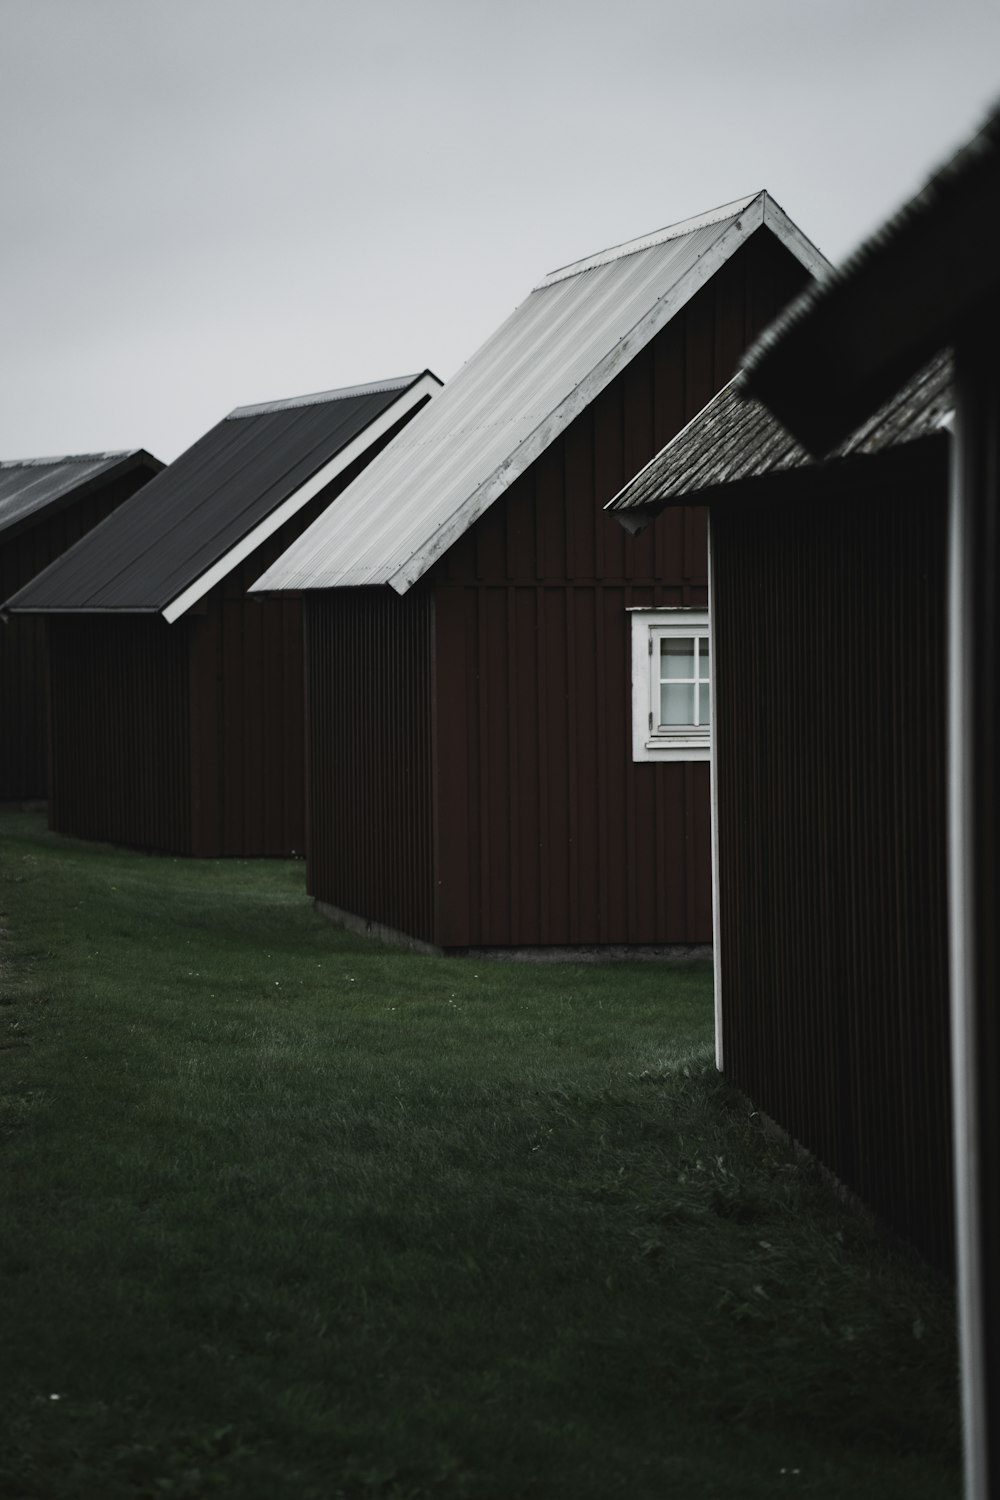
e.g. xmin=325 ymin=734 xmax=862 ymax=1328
xmin=629 ymin=608 xmax=710 ymax=762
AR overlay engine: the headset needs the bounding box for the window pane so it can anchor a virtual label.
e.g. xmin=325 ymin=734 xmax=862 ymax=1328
xmin=660 ymin=682 xmax=694 ymax=726
xmin=700 ymin=638 xmax=710 ymax=676
xmin=660 ymin=637 xmax=694 ymax=679
xmin=699 ymin=681 xmax=711 ymax=727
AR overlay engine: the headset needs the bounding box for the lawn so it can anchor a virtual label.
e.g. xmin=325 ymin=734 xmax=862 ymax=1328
xmin=0 ymin=809 xmax=960 ymax=1499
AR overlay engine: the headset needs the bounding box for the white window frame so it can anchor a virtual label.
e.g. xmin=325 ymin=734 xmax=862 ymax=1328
xmin=629 ymin=608 xmax=710 ymax=762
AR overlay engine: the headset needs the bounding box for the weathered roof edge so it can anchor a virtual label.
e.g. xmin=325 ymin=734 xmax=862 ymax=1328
xmin=740 ymin=97 xmax=1000 ymax=454
xmin=229 ymin=373 xmax=426 ymax=420
xmin=604 ymin=375 xmax=742 ymax=529
xmin=2 ymin=448 xmax=132 ymax=469
xmin=536 ymin=194 xmax=759 ymax=287
xmin=605 ymin=351 xmax=952 ymax=529
xmin=0 ymin=448 xmax=164 ymax=543
xmin=161 ymin=371 xmax=442 ymax=622
xmin=383 ymin=193 xmax=829 ymax=595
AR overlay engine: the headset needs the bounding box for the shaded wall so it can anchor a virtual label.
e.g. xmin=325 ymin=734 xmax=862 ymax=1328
xmin=428 ymin=231 xmax=811 ymax=946
xmin=711 ymin=450 xmax=953 ymax=1267
xmin=305 ymin=588 xmax=435 ymax=941
xmin=0 ymin=469 xmax=151 ymax=799
xmin=188 ymin=583 xmax=306 ymax=859
xmin=48 ymin=616 xmax=191 ymax=852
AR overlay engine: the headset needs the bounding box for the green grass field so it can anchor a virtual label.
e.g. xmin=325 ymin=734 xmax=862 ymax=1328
xmin=0 ymin=810 xmax=960 ymax=1498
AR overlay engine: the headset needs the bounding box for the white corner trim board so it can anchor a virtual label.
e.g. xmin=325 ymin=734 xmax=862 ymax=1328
xmin=708 ymin=523 xmax=723 ymax=1071
xmin=161 ymin=373 xmax=442 ymax=623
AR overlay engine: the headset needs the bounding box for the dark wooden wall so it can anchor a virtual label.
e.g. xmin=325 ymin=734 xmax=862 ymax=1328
xmin=711 ymin=450 xmax=953 ymax=1268
xmin=0 ymin=469 xmax=151 ymax=800
xmin=428 ymin=230 xmax=811 ymax=947
xmin=48 ymin=616 xmax=191 ymax=852
xmin=188 ymin=581 xmax=306 ymax=859
xmin=184 ymin=424 xmax=428 ymax=859
xmin=304 ymin=587 xmax=435 ymax=940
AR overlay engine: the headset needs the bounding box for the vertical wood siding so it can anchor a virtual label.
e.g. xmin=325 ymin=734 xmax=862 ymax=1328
xmin=187 ymin=586 xmax=306 ymax=858
xmin=48 ymin=616 xmax=191 ymax=852
xmin=712 ymin=455 xmax=953 ymax=1267
xmin=428 ymin=232 xmax=810 ymax=947
xmin=182 ymin=433 xmax=420 ymax=858
xmin=0 ymin=471 xmax=149 ymax=800
xmin=305 ymin=589 xmax=435 ymax=941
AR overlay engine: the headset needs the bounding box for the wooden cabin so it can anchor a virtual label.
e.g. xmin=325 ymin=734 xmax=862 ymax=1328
xmin=0 ymin=450 xmax=162 ymax=800
xmin=613 ymin=102 xmax=1000 ymax=1500
xmin=253 ymin=194 xmax=827 ymax=950
xmin=610 ymin=356 xmax=954 ymax=1269
xmin=4 ymin=374 xmax=440 ymax=856
xmin=739 ymin=104 xmax=999 ymax=1500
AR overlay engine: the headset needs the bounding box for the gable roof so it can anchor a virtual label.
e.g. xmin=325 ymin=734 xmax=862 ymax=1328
xmin=739 ymin=99 xmax=1000 ymax=455
xmin=607 ymin=350 xmax=953 ymax=528
xmin=5 ymin=373 xmax=441 ymax=619
xmin=0 ymin=450 xmax=163 ymax=542
xmin=252 ymin=193 xmax=828 ymax=598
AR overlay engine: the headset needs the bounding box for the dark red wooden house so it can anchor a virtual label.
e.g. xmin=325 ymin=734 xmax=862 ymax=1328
xmin=4 ymin=373 xmax=440 ymax=856
xmin=610 ymin=355 xmax=954 ymax=1270
xmin=0 ymin=450 xmax=162 ymax=800
xmin=253 ymin=194 xmax=826 ymax=949
xmin=741 ymin=108 xmax=999 ymax=1500
xmin=613 ymin=102 xmax=1000 ymax=1500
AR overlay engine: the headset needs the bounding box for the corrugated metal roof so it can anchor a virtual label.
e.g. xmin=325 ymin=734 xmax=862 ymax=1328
xmin=607 ymin=350 xmax=953 ymax=520
xmin=0 ymin=451 xmax=162 ymax=540
xmin=253 ymin=192 xmax=829 ymax=597
xmin=5 ymin=373 xmax=440 ymax=616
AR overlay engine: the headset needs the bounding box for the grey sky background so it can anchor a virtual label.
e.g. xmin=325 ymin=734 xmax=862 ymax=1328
xmin=2 ymin=0 xmax=999 ymax=463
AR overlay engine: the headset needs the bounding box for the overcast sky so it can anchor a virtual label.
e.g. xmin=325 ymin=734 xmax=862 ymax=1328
xmin=2 ymin=0 xmax=998 ymax=463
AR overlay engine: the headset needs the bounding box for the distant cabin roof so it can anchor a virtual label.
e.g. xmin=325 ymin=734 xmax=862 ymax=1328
xmin=252 ymin=192 xmax=828 ymax=598
xmin=0 ymin=450 xmax=162 ymax=541
xmin=607 ymin=349 xmax=953 ymax=526
xmin=5 ymin=373 xmax=441 ymax=619
xmin=739 ymin=99 xmax=1000 ymax=455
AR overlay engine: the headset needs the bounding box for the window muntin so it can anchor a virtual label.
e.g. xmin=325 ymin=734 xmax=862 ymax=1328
xmin=657 ymin=634 xmax=710 ymax=730
xmin=630 ymin=609 xmax=710 ymax=762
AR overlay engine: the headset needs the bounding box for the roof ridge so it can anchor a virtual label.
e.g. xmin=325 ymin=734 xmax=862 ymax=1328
xmin=0 ymin=450 xmax=133 ymax=469
xmin=228 ymin=373 xmax=427 ymax=420
xmin=534 ymin=193 xmax=762 ymax=289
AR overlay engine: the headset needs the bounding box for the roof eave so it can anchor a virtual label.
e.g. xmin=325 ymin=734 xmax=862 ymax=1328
xmin=610 ymin=428 xmax=950 ymax=530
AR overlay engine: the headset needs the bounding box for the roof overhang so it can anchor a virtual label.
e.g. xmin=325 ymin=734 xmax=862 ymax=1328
xmin=741 ymin=102 xmax=1000 ymax=456
xmin=606 ymin=351 xmax=953 ymax=531
xmin=161 ymin=371 xmax=441 ymax=621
